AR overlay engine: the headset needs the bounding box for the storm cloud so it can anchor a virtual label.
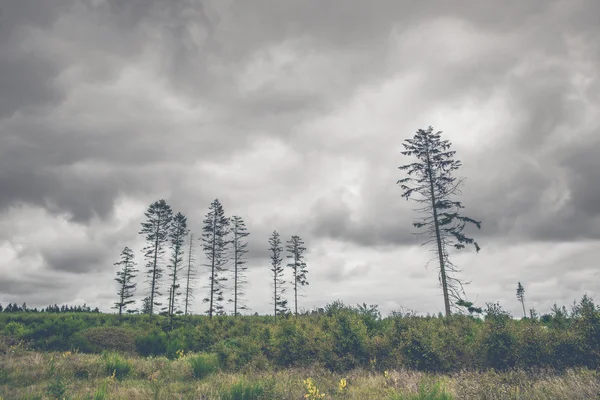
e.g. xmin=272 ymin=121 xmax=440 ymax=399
xmin=0 ymin=0 xmax=598 ymax=316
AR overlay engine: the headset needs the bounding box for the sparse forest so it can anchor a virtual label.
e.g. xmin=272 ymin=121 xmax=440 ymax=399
xmin=1 ymin=128 xmax=599 ymax=399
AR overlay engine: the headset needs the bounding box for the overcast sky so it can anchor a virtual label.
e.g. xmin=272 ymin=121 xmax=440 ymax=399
xmin=0 ymin=0 xmax=598 ymax=317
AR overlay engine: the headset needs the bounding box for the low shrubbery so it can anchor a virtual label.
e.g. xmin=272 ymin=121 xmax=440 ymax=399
xmin=1 ymin=296 xmax=599 ymax=373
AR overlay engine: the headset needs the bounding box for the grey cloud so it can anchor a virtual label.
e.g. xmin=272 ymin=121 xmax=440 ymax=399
xmin=1 ymin=0 xmax=599 ymax=313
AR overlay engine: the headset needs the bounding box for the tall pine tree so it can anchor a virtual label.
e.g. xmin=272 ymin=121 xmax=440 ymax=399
xmin=286 ymin=235 xmax=308 ymax=316
xmin=201 ymin=199 xmax=230 ymax=318
xmin=113 ymin=247 xmax=138 ymax=320
xmin=139 ymin=199 xmax=173 ymax=316
xmin=269 ymin=230 xmax=288 ymax=320
xmin=166 ymin=212 xmax=189 ymax=319
xmin=184 ymin=233 xmax=196 ymax=317
xmin=229 ymin=216 xmax=250 ymax=317
xmin=398 ymin=126 xmax=481 ymax=316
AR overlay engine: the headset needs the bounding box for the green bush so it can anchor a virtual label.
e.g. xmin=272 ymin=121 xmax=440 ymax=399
xmin=102 ymin=352 xmax=133 ymax=380
xmin=135 ymin=330 xmax=167 ymax=357
xmin=189 ymin=352 xmax=220 ymax=379
xmin=220 ymin=378 xmax=266 ymax=400
xmin=76 ymin=327 xmax=137 ymax=353
xmin=3 ymin=321 xmax=29 ymax=338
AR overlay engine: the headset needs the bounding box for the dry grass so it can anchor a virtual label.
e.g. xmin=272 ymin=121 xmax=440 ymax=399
xmin=1 ymin=346 xmax=599 ymax=399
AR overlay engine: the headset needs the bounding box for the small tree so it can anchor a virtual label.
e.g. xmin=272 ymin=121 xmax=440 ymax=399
xmin=398 ymin=126 xmax=481 ymax=316
xmin=166 ymin=212 xmax=189 ymax=320
xmin=516 ymin=282 xmax=526 ymax=318
xmin=141 ymin=297 xmax=151 ymax=315
xmin=184 ymin=233 xmax=196 ymax=317
xmin=229 ymin=216 xmax=250 ymax=317
xmin=269 ymin=230 xmax=288 ymax=320
xmin=201 ymin=199 xmax=230 ymax=318
xmin=113 ymin=247 xmax=138 ymax=320
xmin=286 ymin=235 xmax=308 ymax=316
xmin=140 ymin=199 xmax=173 ymax=316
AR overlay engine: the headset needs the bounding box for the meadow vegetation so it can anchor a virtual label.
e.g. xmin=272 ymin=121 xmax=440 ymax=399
xmin=1 ymin=297 xmax=599 ymax=399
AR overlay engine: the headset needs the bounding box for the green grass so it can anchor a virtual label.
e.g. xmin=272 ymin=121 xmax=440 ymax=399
xmin=0 ymin=349 xmax=599 ymax=399
xmin=188 ymin=352 xmax=220 ymax=379
xmin=102 ymin=352 xmax=133 ymax=380
xmin=390 ymin=381 xmax=453 ymax=400
xmin=220 ymin=378 xmax=267 ymax=400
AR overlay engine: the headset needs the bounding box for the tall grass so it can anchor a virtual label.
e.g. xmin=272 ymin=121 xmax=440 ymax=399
xmin=220 ymin=378 xmax=266 ymax=400
xmin=188 ymin=353 xmax=220 ymax=379
xmin=390 ymin=381 xmax=453 ymax=400
xmin=102 ymin=352 xmax=133 ymax=380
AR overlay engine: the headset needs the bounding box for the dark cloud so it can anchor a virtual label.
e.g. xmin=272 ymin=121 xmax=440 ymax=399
xmin=0 ymin=0 xmax=599 ymax=315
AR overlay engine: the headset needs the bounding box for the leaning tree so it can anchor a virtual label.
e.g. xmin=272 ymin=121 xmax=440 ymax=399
xmin=398 ymin=126 xmax=481 ymax=316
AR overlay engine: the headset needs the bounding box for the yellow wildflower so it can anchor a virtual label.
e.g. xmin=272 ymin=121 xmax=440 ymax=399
xmin=338 ymin=378 xmax=347 ymax=392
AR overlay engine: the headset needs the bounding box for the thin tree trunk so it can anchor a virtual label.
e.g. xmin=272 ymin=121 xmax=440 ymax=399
xmin=209 ymin=213 xmax=216 ymax=319
xmin=150 ymin=218 xmax=161 ymax=317
xmin=184 ymin=234 xmax=193 ymax=318
xmin=294 ymin=259 xmax=298 ymax=316
xmin=521 ymin=300 xmax=526 ymax=318
xmin=234 ymin=228 xmax=238 ymax=317
xmin=426 ymin=143 xmax=451 ymax=317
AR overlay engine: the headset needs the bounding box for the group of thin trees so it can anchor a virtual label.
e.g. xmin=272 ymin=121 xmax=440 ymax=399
xmin=112 ymin=198 xmax=311 ymax=320
xmin=113 ymin=125 xmax=484 ymax=318
xmin=113 ymin=199 xmax=254 ymax=319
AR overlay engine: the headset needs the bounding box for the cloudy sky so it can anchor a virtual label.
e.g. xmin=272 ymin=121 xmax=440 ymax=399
xmin=0 ymin=0 xmax=598 ymax=317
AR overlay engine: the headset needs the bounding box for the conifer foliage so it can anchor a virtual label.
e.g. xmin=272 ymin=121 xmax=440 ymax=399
xmin=230 ymin=216 xmax=250 ymax=317
xmin=287 ymin=235 xmax=308 ymax=316
xmin=112 ymin=246 xmax=138 ymax=319
xmin=269 ymin=230 xmax=288 ymax=320
xmin=201 ymin=199 xmax=230 ymax=318
xmin=139 ymin=199 xmax=173 ymax=316
xmin=398 ymin=126 xmax=481 ymax=316
xmin=166 ymin=212 xmax=189 ymax=319
xmin=517 ymin=282 xmax=526 ymax=318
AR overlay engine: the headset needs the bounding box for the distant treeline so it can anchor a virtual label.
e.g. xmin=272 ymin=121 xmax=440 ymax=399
xmin=0 ymin=303 xmax=100 ymax=314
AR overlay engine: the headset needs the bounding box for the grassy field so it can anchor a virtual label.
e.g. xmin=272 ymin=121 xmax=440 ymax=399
xmin=1 ymin=346 xmax=600 ymax=399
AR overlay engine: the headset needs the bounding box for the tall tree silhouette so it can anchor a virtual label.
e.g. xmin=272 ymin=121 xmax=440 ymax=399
xmin=269 ymin=230 xmax=288 ymax=320
xmin=166 ymin=212 xmax=189 ymax=320
xmin=201 ymin=199 xmax=230 ymax=318
xmin=398 ymin=126 xmax=481 ymax=316
xmin=139 ymin=200 xmax=173 ymax=316
xmin=184 ymin=233 xmax=196 ymax=317
xmin=516 ymin=282 xmax=526 ymax=318
xmin=286 ymin=235 xmax=308 ymax=316
xmin=112 ymin=246 xmax=138 ymax=320
xmin=229 ymin=216 xmax=250 ymax=317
